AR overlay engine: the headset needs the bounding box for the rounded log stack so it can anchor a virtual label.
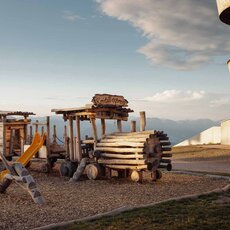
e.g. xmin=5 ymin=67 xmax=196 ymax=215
xmin=93 ymin=130 xmax=172 ymax=182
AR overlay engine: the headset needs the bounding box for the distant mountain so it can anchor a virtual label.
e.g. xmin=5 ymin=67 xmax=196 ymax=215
xmin=30 ymin=116 xmax=219 ymax=146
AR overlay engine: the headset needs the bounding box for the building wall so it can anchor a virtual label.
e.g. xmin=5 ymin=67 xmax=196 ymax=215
xmin=175 ymin=126 xmax=221 ymax=147
xmin=221 ymin=120 xmax=230 ymax=145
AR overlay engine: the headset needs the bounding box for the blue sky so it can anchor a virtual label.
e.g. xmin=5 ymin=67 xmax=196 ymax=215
xmin=1 ymin=0 xmax=230 ymax=120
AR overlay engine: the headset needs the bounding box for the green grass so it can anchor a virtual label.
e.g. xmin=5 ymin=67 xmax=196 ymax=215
xmin=52 ymin=189 xmax=230 ymax=230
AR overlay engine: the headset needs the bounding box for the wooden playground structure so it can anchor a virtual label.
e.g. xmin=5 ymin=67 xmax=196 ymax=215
xmin=52 ymin=94 xmax=172 ymax=182
xmin=0 ymin=94 xmax=172 ymax=204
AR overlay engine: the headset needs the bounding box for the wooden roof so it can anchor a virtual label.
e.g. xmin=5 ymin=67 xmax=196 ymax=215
xmin=0 ymin=111 xmax=35 ymax=117
xmin=52 ymin=94 xmax=133 ymax=121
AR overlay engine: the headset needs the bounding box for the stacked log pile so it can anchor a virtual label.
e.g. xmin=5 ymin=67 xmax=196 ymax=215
xmin=93 ymin=130 xmax=172 ymax=181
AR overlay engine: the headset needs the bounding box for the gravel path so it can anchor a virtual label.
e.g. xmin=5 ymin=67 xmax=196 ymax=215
xmin=0 ymin=167 xmax=228 ymax=230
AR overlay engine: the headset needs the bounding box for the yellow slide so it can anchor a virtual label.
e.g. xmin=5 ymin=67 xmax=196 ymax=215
xmin=0 ymin=132 xmax=46 ymax=180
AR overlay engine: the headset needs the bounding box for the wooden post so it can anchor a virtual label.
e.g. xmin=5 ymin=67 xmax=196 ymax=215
xmin=140 ymin=111 xmax=146 ymax=132
xmin=64 ymin=125 xmax=67 ymax=149
xmin=101 ymin=119 xmax=106 ymax=138
xmin=75 ymin=116 xmax=82 ymax=162
xmin=41 ymin=126 xmax=44 ymax=136
xmin=90 ymin=117 xmax=98 ymax=149
xmin=9 ymin=129 xmax=14 ymax=155
xmin=117 ymin=120 xmax=122 ymax=132
xmin=130 ymin=120 xmax=136 ymax=132
xmin=68 ymin=116 xmax=74 ymax=161
xmin=2 ymin=116 xmax=6 ymax=155
xmin=53 ymin=125 xmax=57 ymax=143
xmin=35 ymin=120 xmax=39 ymax=133
xmin=29 ymin=126 xmax=33 ymax=144
xmin=46 ymin=116 xmax=50 ymax=158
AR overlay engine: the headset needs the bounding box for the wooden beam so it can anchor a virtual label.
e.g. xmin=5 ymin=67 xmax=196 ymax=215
xmin=75 ymin=116 xmax=82 ymax=162
xmin=98 ymin=159 xmax=146 ymax=165
xmin=101 ymin=119 xmax=106 ymax=138
xmin=68 ymin=116 xmax=74 ymax=161
xmin=100 ymin=138 xmax=147 ymax=143
xmin=130 ymin=120 xmax=136 ymax=132
xmin=117 ymin=120 xmax=122 ymax=132
xmin=97 ymin=142 xmax=144 ymax=147
xmin=95 ymin=147 xmax=144 ymax=153
xmin=106 ymin=165 xmax=147 ymax=170
xmin=100 ymin=153 xmax=145 ymax=159
xmin=140 ymin=111 xmax=146 ymax=132
xmin=90 ymin=117 xmax=98 ymax=149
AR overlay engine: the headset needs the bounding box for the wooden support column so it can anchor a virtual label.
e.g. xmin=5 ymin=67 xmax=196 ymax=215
xmin=68 ymin=116 xmax=74 ymax=161
xmin=117 ymin=120 xmax=122 ymax=132
xmin=29 ymin=126 xmax=33 ymax=144
xmin=35 ymin=120 xmax=39 ymax=133
xmin=75 ymin=116 xmax=82 ymax=162
xmin=140 ymin=111 xmax=146 ymax=132
xmin=53 ymin=125 xmax=57 ymax=143
xmin=101 ymin=119 xmax=106 ymax=138
xmin=46 ymin=116 xmax=51 ymax=158
xmin=2 ymin=116 xmax=6 ymax=155
xmin=41 ymin=126 xmax=44 ymax=136
xmin=130 ymin=120 xmax=136 ymax=132
xmin=90 ymin=117 xmax=98 ymax=149
xmin=64 ymin=125 xmax=67 ymax=149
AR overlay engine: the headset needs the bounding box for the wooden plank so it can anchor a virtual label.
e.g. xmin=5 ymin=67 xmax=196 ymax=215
xmin=97 ymin=142 xmax=145 ymax=147
xmin=98 ymin=159 xmax=146 ymax=165
xmin=106 ymin=165 xmax=147 ymax=170
xmin=100 ymin=153 xmax=145 ymax=159
xmin=95 ymin=147 xmax=144 ymax=153
xmin=100 ymin=138 xmax=147 ymax=143
xmin=105 ymin=135 xmax=151 ymax=139
xmin=108 ymin=130 xmax=155 ymax=136
xmin=130 ymin=120 xmax=136 ymax=132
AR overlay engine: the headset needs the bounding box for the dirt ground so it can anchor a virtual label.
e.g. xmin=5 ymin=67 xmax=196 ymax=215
xmin=0 ymin=163 xmax=228 ymax=230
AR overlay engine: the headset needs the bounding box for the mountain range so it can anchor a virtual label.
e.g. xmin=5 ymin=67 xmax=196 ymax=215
xmin=31 ymin=116 xmax=219 ymax=146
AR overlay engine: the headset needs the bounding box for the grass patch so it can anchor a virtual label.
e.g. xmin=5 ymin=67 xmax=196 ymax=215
xmin=53 ymin=189 xmax=230 ymax=230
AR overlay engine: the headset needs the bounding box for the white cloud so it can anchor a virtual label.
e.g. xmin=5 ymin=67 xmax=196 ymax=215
xmin=143 ymin=90 xmax=205 ymax=103
xmin=97 ymin=0 xmax=230 ymax=70
xmin=210 ymin=98 xmax=230 ymax=107
xmin=63 ymin=11 xmax=84 ymax=22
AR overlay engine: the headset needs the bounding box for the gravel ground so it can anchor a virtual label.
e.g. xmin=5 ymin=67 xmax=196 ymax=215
xmin=0 ymin=164 xmax=228 ymax=230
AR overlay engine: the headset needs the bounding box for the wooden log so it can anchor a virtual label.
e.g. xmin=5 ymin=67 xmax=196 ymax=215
xmin=29 ymin=126 xmax=33 ymax=144
xmin=160 ymin=159 xmax=171 ymax=164
xmin=100 ymin=153 xmax=145 ymax=159
xmin=96 ymin=142 xmax=145 ymax=147
xmin=140 ymin=111 xmax=146 ymax=132
xmin=41 ymin=126 xmax=44 ymax=136
xmin=130 ymin=120 xmax=136 ymax=132
xmin=53 ymin=125 xmax=57 ymax=143
xmin=35 ymin=120 xmax=39 ymax=133
xmin=106 ymin=165 xmax=147 ymax=170
xmin=64 ymin=125 xmax=67 ymax=149
xmin=95 ymin=147 xmax=144 ymax=153
xmin=46 ymin=116 xmax=51 ymax=158
xmin=131 ymin=170 xmax=142 ymax=182
xmin=68 ymin=116 xmax=74 ymax=161
xmin=117 ymin=120 xmax=122 ymax=132
xmin=85 ymin=163 xmax=101 ymax=180
xmin=160 ymin=141 xmax=171 ymax=146
xmin=112 ymin=130 xmax=155 ymax=136
xmin=100 ymin=138 xmax=147 ymax=143
xmin=98 ymin=159 xmax=146 ymax=165
xmin=90 ymin=117 xmax=98 ymax=149
xmin=162 ymin=147 xmax=172 ymax=152
xmin=75 ymin=116 xmax=82 ymax=162
xmin=162 ymin=153 xmax=172 ymax=158
xmin=106 ymin=134 xmax=153 ymax=139
xmin=101 ymin=119 xmax=106 ymax=138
